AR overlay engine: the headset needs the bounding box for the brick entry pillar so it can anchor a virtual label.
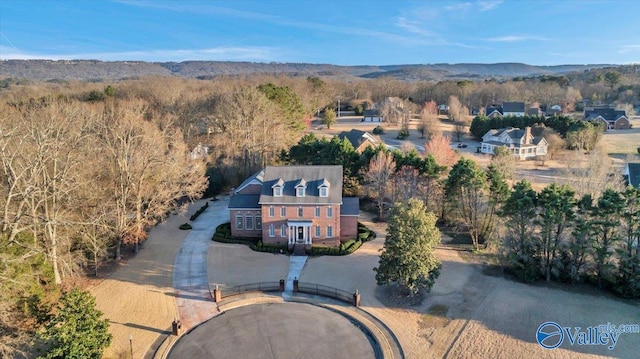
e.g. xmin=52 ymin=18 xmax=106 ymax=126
xmin=213 ymin=285 xmax=222 ymax=302
xmin=293 ymin=277 xmax=299 ymax=292
xmin=279 ymin=279 xmax=285 ymax=292
xmin=353 ymin=289 xmax=361 ymax=307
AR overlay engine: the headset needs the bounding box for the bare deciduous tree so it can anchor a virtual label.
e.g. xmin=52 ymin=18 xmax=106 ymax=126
xmin=365 ymin=151 xmax=396 ymax=220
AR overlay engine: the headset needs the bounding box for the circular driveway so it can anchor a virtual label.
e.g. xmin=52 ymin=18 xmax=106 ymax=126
xmin=168 ymin=302 xmax=376 ymax=359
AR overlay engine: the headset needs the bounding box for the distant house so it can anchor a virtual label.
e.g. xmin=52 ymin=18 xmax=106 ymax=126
xmin=438 ymin=104 xmax=449 ymax=115
xmin=546 ymin=105 xmax=562 ymax=117
xmin=624 ymin=163 xmax=640 ymax=188
xmin=337 ymin=129 xmax=380 ymax=153
xmin=503 ymin=102 xmax=526 ymax=117
xmin=363 ymin=109 xmax=382 ymax=122
xmin=485 ymin=106 xmax=503 ymax=118
xmin=584 ymin=107 xmax=630 ymax=130
xmin=228 ymin=165 xmax=359 ymax=250
xmin=480 ymin=126 xmax=548 ymax=160
xmin=526 ymin=107 xmax=542 ymax=117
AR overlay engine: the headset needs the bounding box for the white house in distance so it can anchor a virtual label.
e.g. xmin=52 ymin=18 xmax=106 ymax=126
xmin=480 ymin=126 xmax=548 ymax=160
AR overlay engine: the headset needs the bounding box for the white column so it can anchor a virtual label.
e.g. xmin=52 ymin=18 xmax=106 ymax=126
xmin=307 ymin=226 xmax=312 ymax=245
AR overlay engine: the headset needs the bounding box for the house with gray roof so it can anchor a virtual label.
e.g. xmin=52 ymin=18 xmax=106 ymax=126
xmin=483 ymin=102 xmax=526 ymax=118
xmin=624 ymin=163 xmax=640 ymax=188
xmin=584 ymin=107 xmax=630 ymax=131
xmin=337 ymin=129 xmax=380 ymax=153
xmin=228 ymin=165 xmax=359 ymax=250
xmin=480 ymin=126 xmax=548 ymax=160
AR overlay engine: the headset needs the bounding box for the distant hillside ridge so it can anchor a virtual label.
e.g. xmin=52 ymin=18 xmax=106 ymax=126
xmin=0 ymin=59 xmax=615 ymax=82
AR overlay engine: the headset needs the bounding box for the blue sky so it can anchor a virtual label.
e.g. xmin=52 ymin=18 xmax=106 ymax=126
xmin=1 ymin=0 xmax=638 ymax=65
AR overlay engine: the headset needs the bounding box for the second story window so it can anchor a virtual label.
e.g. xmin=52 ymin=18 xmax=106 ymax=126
xmin=298 ymin=206 xmax=303 ymax=217
xmin=269 ymin=206 xmax=274 ymax=217
xmin=327 ymin=206 xmax=333 ymax=218
xmin=281 ymin=206 xmax=286 ymax=217
xmin=315 ymin=206 xmax=320 ymax=217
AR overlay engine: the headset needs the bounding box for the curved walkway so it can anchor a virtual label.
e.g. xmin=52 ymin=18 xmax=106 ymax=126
xmin=172 ymin=198 xmax=229 ymax=330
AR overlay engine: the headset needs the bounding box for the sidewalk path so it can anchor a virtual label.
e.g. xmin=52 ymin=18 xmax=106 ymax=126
xmin=173 ymin=197 xmax=229 ymax=330
xmin=282 ymin=256 xmax=307 ymax=300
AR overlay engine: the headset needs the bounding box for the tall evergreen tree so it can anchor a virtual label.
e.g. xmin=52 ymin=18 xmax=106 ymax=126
xmin=537 ymin=183 xmax=576 ymax=282
xmin=500 ymin=180 xmax=540 ymax=281
xmin=591 ymin=189 xmax=625 ymax=288
xmin=374 ymin=199 xmax=441 ymax=295
xmin=39 ymin=289 xmax=111 ymax=359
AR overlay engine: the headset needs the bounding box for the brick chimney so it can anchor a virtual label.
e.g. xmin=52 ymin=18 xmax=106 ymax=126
xmin=524 ymin=126 xmax=532 ymax=144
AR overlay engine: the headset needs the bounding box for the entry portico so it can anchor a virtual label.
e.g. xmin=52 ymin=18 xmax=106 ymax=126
xmin=287 ymin=220 xmax=312 ymax=245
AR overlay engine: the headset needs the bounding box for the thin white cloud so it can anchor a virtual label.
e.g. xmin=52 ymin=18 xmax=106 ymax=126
xmin=478 ymin=0 xmax=503 ymax=11
xmin=395 ymin=17 xmax=437 ymax=37
xmin=487 ymin=35 xmax=550 ymax=42
xmin=0 ymin=46 xmax=281 ymax=62
xmin=618 ymin=45 xmax=640 ymax=54
xmin=444 ymin=2 xmax=473 ymax=12
xmin=118 ymin=0 xmax=420 ymax=46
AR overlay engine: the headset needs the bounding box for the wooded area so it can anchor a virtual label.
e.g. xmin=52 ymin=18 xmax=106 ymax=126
xmin=1 ymin=64 xmax=638 ymax=357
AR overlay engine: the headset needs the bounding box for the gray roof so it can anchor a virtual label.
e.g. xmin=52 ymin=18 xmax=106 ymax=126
xmin=363 ymin=109 xmax=380 ymax=116
xmin=228 ymin=194 xmax=261 ymax=209
xmin=585 ymin=108 xmax=626 ymax=121
xmin=341 ymin=197 xmax=360 ymax=216
xmin=234 ymin=169 xmax=264 ymax=194
xmin=503 ymin=102 xmax=525 ymax=113
xmin=259 ymin=165 xmax=343 ymax=205
xmin=337 ymin=129 xmax=378 ymax=149
xmin=627 ymin=163 xmax=640 ymax=188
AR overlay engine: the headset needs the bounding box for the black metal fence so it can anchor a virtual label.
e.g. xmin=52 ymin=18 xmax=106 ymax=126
xmin=217 ymin=281 xmax=356 ymax=306
xmin=296 ymin=283 xmax=354 ymax=304
xmin=221 ymin=282 xmax=282 ymax=297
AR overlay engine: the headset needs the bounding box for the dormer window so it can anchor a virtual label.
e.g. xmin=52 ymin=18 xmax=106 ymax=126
xmin=272 ymin=178 xmax=284 ymax=197
xmin=318 ymin=178 xmax=330 ymax=198
xmin=295 ymin=178 xmax=307 ymax=197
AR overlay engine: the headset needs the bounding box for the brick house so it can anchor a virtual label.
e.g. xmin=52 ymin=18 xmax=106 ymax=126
xmin=584 ymin=107 xmax=630 ymax=131
xmin=228 ymin=165 xmax=359 ymax=249
xmin=338 ymin=129 xmax=380 ymax=153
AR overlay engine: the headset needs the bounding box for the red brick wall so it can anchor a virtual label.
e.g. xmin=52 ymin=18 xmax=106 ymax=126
xmin=261 ymin=204 xmax=341 ymax=245
xmin=340 ymin=216 xmax=358 ymax=240
xmin=229 ymin=210 xmax=262 ymax=238
xmin=615 ymin=118 xmax=630 ymax=130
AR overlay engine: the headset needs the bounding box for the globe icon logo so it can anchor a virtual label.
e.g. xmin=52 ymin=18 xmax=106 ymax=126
xmin=537 ymin=322 xmax=564 ymax=349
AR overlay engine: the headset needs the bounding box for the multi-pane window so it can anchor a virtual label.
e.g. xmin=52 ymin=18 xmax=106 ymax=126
xmin=315 ymin=225 xmax=320 ymax=237
xmin=246 ymin=216 xmax=253 ymax=230
xmin=236 ymin=215 xmax=243 ymax=230
xmin=269 ymin=224 xmax=275 ymax=237
xmin=298 ymin=206 xmax=303 ymax=217
xmin=327 ymin=207 xmax=333 ymax=218
xmin=256 ymin=217 xmax=262 ymax=230
xmin=315 ymin=206 xmax=320 ymax=217
xmin=296 ymin=187 xmax=305 ymax=197
xmin=327 ymin=225 xmax=333 ymax=238
xmin=269 ymin=206 xmax=274 ymax=217
xmin=273 ymin=187 xmax=282 ymax=197
xmin=281 ymin=206 xmax=286 ymax=217
xmin=319 ymin=187 xmax=328 ymax=197
xmin=281 ymin=224 xmax=287 ymax=237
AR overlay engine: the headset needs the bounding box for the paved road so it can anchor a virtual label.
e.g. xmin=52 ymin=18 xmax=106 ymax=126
xmin=172 ymin=197 xmax=230 ymax=330
xmin=168 ymin=302 xmax=376 ymax=359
